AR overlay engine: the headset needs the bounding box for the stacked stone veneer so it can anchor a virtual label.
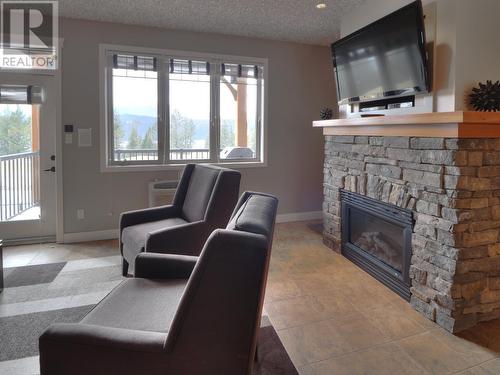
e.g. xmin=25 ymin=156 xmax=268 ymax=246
xmin=323 ymin=135 xmax=500 ymax=333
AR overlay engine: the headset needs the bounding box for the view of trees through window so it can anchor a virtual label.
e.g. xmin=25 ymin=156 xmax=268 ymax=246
xmin=169 ymin=70 xmax=210 ymax=160
xmin=112 ymin=68 xmax=159 ymax=161
xmin=220 ymin=75 xmax=258 ymax=158
xmin=0 ymin=104 xmax=33 ymax=157
xmin=108 ymin=53 xmax=263 ymax=164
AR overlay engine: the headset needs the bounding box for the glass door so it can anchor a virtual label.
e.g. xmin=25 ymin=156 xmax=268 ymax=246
xmin=0 ymin=73 xmax=57 ymax=242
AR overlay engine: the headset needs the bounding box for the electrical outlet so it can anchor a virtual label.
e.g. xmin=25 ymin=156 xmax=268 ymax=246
xmin=77 ymin=209 xmax=85 ymax=220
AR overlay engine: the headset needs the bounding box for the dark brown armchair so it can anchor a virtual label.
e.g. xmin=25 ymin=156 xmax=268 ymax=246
xmin=119 ymin=164 xmax=241 ymax=275
xmin=40 ymin=192 xmax=279 ymax=375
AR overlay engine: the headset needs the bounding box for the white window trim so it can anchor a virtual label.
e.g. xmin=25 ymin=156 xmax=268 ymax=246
xmin=99 ymin=43 xmax=268 ymax=172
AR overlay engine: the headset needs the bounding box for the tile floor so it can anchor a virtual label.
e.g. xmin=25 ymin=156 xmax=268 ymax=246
xmin=2 ymin=221 xmax=500 ymax=374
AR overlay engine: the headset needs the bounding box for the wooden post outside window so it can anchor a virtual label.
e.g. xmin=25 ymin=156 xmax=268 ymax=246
xmin=236 ymin=80 xmax=248 ymax=147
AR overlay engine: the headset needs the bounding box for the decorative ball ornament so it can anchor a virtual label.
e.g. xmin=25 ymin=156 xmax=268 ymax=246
xmin=320 ymin=107 xmax=333 ymax=120
xmin=469 ymin=80 xmax=500 ymax=112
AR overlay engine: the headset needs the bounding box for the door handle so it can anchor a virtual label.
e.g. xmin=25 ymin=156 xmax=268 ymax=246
xmin=44 ymin=166 xmax=56 ymax=172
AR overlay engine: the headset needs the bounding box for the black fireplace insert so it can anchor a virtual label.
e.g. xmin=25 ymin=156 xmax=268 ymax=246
xmin=340 ymin=190 xmax=413 ymax=300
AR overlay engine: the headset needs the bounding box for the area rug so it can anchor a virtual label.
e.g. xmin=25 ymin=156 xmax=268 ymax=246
xmin=0 ymin=307 xmax=296 ymax=374
xmin=0 ymin=305 xmax=95 ymax=361
xmin=4 ymin=262 xmax=66 ymax=288
xmin=0 ymin=261 xmax=298 ymax=374
xmin=256 ymin=316 xmax=298 ymax=374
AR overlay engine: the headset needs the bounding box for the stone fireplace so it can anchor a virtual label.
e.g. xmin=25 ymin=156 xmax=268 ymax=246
xmin=323 ymin=135 xmax=500 ymax=333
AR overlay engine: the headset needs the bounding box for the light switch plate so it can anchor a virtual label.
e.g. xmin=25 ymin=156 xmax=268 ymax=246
xmin=78 ymin=128 xmax=92 ymax=147
xmin=65 ymin=133 xmax=73 ymax=144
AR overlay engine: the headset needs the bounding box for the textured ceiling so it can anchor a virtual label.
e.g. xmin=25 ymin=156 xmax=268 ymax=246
xmin=57 ymin=0 xmax=366 ymax=45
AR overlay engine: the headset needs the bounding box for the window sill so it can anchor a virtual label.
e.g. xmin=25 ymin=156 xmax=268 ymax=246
xmin=100 ymin=160 xmax=267 ymax=173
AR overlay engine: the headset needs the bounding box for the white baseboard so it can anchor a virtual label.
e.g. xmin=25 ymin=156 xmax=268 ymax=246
xmin=62 ymin=229 xmax=119 ymax=243
xmin=61 ymin=211 xmax=322 ymax=243
xmin=3 ymin=235 xmax=56 ymax=247
xmin=276 ymin=211 xmax=322 ymax=223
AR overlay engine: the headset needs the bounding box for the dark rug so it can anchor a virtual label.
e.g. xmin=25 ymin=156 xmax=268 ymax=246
xmin=256 ymin=317 xmax=298 ymax=374
xmin=4 ymin=262 xmax=66 ymax=288
xmin=0 ymin=305 xmax=95 ymax=361
xmin=0 ymin=306 xmax=297 ymax=374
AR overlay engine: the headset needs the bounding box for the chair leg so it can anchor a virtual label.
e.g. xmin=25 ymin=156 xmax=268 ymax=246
xmin=122 ymin=259 xmax=129 ymax=277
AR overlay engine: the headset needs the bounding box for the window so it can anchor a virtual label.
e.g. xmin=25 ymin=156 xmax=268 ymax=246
xmin=220 ymin=63 xmax=262 ymax=161
xmin=102 ymin=46 xmax=266 ymax=169
xmin=169 ymin=59 xmax=211 ymax=161
xmin=110 ymin=54 xmax=160 ymax=164
xmin=0 ymin=85 xmax=42 ymax=222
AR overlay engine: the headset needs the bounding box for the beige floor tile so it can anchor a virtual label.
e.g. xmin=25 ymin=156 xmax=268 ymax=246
xmin=299 ymin=343 xmax=430 ymax=375
xmin=361 ymin=306 xmax=429 ymax=341
xmin=265 ymin=295 xmax=329 ymax=329
xmin=327 ymin=315 xmax=392 ymax=352
xmin=29 ymin=241 xmax=119 ymax=264
xmin=264 ymin=279 xmax=304 ymax=303
xmin=4 ymin=221 xmax=500 ymax=375
xmin=397 ymin=330 xmax=496 ymax=374
xmin=3 ymin=246 xmax=42 ymax=268
xmin=277 ymin=319 xmax=350 ymax=366
xmin=458 ymin=358 xmax=500 ymax=375
xmin=458 ymin=319 xmax=500 ymax=354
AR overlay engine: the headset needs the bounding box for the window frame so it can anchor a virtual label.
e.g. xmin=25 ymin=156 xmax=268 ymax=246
xmin=99 ymin=44 xmax=268 ymax=172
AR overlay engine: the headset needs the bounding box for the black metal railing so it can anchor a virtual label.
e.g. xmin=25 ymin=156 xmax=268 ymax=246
xmin=0 ymin=151 xmax=40 ymax=221
xmin=114 ymin=148 xmax=210 ymax=162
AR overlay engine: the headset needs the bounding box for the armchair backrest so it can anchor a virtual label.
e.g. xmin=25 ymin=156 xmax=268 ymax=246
xmin=165 ymin=192 xmax=278 ymax=374
xmin=173 ymin=164 xmax=241 ymax=225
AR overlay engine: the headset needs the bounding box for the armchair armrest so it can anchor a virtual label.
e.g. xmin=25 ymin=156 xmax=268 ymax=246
xmin=120 ymin=205 xmax=179 ymax=232
xmin=40 ymin=323 xmax=167 ymax=375
xmin=145 ymin=221 xmax=209 ymax=256
xmin=135 ymin=253 xmax=198 ymax=279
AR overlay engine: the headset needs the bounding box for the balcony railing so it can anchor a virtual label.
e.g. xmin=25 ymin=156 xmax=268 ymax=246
xmin=0 ymin=151 xmax=40 ymax=221
xmin=114 ymin=148 xmax=210 ymax=162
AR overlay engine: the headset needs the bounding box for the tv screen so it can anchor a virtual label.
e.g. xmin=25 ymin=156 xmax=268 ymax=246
xmin=331 ymin=1 xmax=429 ymax=104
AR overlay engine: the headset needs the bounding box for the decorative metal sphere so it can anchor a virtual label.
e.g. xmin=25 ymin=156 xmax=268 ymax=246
xmin=320 ymin=107 xmax=333 ymax=120
xmin=469 ymin=80 xmax=500 ymax=112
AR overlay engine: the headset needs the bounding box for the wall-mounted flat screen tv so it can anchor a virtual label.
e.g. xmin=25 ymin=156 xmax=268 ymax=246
xmin=331 ymin=0 xmax=430 ymax=105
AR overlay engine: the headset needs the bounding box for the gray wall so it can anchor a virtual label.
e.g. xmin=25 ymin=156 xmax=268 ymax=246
xmin=339 ymin=0 xmax=500 ymax=112
xmin=59 ymin=18 xmax=336 ymax=234
xmin=454 ymin=0 xmax=500 ymax=110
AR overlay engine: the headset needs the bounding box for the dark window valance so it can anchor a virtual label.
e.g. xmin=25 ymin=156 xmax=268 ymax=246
xmin=221 ymin=63 xmax=261 ymax=79
xmin=169 ymin=59 xmax=210 ymax=75
xmin=0 ymin=85 xmax=42 ymax=104
xmin=113 ymin=54 xmax=157 ymax=71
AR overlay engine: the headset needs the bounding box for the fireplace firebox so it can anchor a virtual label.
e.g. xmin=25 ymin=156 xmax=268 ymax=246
xmin=340 ymin=190 xmax=413 ymax=300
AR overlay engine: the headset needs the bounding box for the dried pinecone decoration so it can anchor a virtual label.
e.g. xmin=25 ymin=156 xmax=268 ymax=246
xmin=469 ymin=80 xmax=500 ymax=112
xmin=320 ymin=107 xmax=333 ymax=120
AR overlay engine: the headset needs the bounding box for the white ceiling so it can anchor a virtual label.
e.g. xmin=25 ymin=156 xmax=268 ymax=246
xmin=57 ymin=0 xmax=366 ymax=45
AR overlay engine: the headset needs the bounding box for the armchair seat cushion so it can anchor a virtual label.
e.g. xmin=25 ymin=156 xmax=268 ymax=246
xmin=82 ymin=278 xmax=188 ymax=332
xmin=122 ymin=217 xmax=188 ymax=270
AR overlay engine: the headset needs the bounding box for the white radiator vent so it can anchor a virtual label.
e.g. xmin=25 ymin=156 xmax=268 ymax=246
xmin=148 ymin=180 xmax=178 ymax=207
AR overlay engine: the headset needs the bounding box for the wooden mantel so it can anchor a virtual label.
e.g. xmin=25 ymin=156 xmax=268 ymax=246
xmin=313 ymin=111 xmax=500 ymax=138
